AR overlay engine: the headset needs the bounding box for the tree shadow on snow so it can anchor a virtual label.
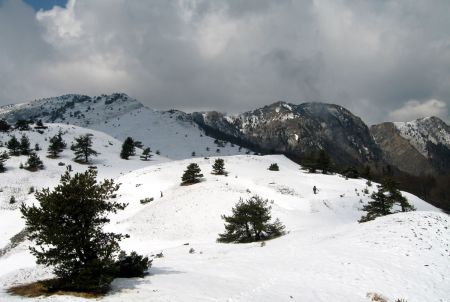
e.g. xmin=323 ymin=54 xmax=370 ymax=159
xmin=109 ymin=267 xmax=184 ymax=294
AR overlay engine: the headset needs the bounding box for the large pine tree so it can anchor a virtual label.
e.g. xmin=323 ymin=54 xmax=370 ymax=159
xmin=71 ymin=134 xmax=98 ymax=163
xmin=181 ymin=163 xmax=203 ymax=185
xmin=120 ymin=137 xmax=135 ymax=160
xmin=217 ymin=195 xmax=285 ymax=243
xmin=20 ymin=170 xmax=128 ymax=292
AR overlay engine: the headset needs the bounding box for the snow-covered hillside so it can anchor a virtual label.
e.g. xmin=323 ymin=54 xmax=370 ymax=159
xmin=0 ymin=155 xmax=447 ymax=302
xmin=0 ymin=123 xmax=168 ymax=248
xmin=0 ymin=94 xmax=246 ymax=159
xmin=394 ymin=116 xmax=450 ymax=157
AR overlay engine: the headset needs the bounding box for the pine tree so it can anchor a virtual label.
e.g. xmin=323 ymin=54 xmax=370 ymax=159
xmin=7 ymin=135 xmax=21 ymax=156
xmin=359 ymin=187 xmax=393 ymax=222
xmin=317 ymin=150 xmax=331 ymax=174
xmin=140 ymin=147 xmax=152 ymax=161
xmin=358 ymin=178 xmax=415 ymax=222
xmin=48 ymin=132 xmax=66 ymax=158
xmin=35 ymin=119 xmax=46 ymax=129
xmin=268 ymin=163 xmax=279 ymax=171
xmin=0 ymin=151 xmax=7 ymax=173
xmin=15 ymin=119 xmax=30 ymax=131
xmin=19 ymin=134 xmax=31 ymax=155
xmin=212 ymin=158 xmax=226 ymax=175
xmin=217 ymin=195 xmax=286 ymax=243
xmin=0 ymin=119 xmax=10 ymax=132
xmin=383 ymin=178 xmax=416 ymax=213
xmin=71 ymin=134 xmax=98 ymax=163
xmin=181 ymin=163 xmax=203 ymax=185
xmin=25 ymin=152 xmax=44 ymax=171
xmin=20 ymin=170 xmax=131 ymax=292
xmin=120 ymin=137 xmax=135 ymax=160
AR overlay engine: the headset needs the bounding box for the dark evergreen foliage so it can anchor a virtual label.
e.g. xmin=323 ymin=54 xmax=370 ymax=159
xmin=217 ymin=195 xmax=285 ymax=243
xmin=317 ymin=150 xmax=331 ymax=174
xmin=0 ymin=151 xmax=8 ymax=173
xmin=120 ymin=137 xmax=135 ymax=160
xmin=7 ymin=135 xmax=21 ymax=156
xmin=212 ymin=158 xmax=226 ymax=175
xmin=15 ymin=119 xmax=31 ymax=131
xmin=19 ymin=134 xmax=31 ymax=155
xmin=268 ymin=163 xmax=279 ymax=171
xmin=140 ymin=147 xmax=152 ymax=161
xmin=20 ymin=170 xmax=129 ymax=293
xmin=115 ymin=251 xmax=151 ymax=278
xmin=25 ymin=152 xmax=44 ymax=171
xmin=0 ymin=119 xmax=10 ymax=132
xmin=71 ymin=134 xmax=98 ymax=163
xmin=342 ymin=166 xmax=359 ymax=179
xmin=35 ymin=120 xmax=47 ymax=129
xmin=359 ymin=178 xmax=415 ymax=222
xmin=181 ymin=163 xmax=203 ymax=185
xmin=48 ymin=131 xmax=67 ymax=158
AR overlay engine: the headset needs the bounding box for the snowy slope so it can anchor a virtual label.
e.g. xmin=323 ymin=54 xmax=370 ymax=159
xmin=0 ymin=94 xmax=247 ymax=159
xmin=0 ymin=123 xmax=168 ymax=248
xmin=394 ymin=116 xmax=450 ymax=157
xmin=0 ymin=155 xmax=447 ymax=302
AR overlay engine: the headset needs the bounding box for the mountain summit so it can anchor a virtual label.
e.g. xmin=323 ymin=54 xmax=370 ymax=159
xmin=192 ymin=101 xmax=382 ymax=167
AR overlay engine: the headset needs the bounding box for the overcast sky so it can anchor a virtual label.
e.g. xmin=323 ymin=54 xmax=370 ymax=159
xmin=1 ymin=0 xmax=449 ymax=124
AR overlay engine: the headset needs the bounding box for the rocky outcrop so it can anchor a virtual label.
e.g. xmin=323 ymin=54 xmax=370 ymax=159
xmin=193 ymin=101 xmax=382 ymax=168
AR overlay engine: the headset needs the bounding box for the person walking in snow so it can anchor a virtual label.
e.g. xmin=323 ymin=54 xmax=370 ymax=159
xmin=313 ymin=186 xmax=317 ymax=194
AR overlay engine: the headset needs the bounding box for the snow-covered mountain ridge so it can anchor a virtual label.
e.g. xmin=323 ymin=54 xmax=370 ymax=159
xmin=192 ymin=101 xmax=383 ymax=167
xmin=394 ymin=116 xmax=450 ymax=157
xmin=0 ymin=93 xmax=245 ymax=159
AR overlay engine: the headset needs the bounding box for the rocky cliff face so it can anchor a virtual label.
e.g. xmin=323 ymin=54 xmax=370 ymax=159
xmin=192 ymin=101 xmax=382 ymax=167
xmin=371 ymin=117 xmax=450 ymax=176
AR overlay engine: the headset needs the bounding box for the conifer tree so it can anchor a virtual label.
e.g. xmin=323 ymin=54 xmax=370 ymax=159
xmin=71 ymin=134 xmax=98 ymax=163
xmin=359 ymin=178 xmax=415 ymax=222
xmin=120 ymin=137 xmax=135 ymax=160
xmin=7 ymin=135 xmax=21 ymax=156
xmin=20 ymin=134 xmax=31 ymax=155
xmin=0 ymin=119 xmax=10 ymax=132
xmin=217 ymin=195 xmax=285 ymax=243
xmin=383 ymin=178 xmax=416 ymax=212
xmin=0 ymin=151 xmax=7 ymax=172
xmin=25 ymin=152 xmax=44 ymax=171
xmin=140 ymin=147 xmax=152 ymax=161
xmin=48 ymin=132 xmax=66 ymax=158
xmin=181 ymin=163 xmax=203 ymax=185
xmin=20 ymin=170 xmax=134 ymax=292
xmin=268 ymin=163 xmax=279 ymax=171
xmin=317 ymin=150 xmax=331 ymax=174
xmin=15 ymin=119 xmax=30 ymax=131
xmin=212 ymin=158 xmax=226 ymax=175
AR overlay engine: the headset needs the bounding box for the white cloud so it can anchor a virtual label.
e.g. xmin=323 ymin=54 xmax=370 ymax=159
xmin=389 ymin=99 xmax=448 ymax=122
xmin=0 ymin=0 xmax=449 ymax=124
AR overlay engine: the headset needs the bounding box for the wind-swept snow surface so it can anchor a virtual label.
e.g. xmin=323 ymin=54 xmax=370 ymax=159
xmin=0 ymin=155 xmax=448 ymax=302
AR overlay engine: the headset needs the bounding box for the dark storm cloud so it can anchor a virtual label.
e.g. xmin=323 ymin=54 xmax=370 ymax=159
xmin=0 ymin=0 xmax=449 ymax=124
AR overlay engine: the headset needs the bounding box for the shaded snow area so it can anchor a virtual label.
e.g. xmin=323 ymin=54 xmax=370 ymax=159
xmin=0 ymin=149 xmax=448 ymax=301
